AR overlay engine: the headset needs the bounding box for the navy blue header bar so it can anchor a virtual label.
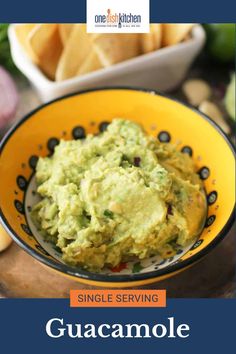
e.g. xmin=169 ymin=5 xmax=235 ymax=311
xmin=0 ymin=0 xmax=236 ymax=22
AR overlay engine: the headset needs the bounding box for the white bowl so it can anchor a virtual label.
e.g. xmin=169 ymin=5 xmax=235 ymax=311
xmin=8 ymin=24 xmax=205 ymax=102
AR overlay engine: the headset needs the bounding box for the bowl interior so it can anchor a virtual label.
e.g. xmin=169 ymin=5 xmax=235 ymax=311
xmin=0 ymin=88 xmax=235 ymax=280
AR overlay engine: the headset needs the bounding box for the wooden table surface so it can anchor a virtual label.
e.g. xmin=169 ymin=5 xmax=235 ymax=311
xmin=0 ymin=78 xmax=235 ymax=298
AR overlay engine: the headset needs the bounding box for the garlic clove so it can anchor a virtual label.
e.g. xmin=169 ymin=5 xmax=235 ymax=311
xmin=183 ymin=79 xmax=211 ymax=106
xmin=0 ymin=224 xmax=13 ymax=252
xmin=199 ymin=100 xmax=230 ymax=134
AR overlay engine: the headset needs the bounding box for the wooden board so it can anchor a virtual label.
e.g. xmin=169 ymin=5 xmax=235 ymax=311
xmin=0 ymin=224 xmax=235 ymax=298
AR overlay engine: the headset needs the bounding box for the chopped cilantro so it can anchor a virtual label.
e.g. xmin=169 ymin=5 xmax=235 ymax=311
xmin=104 ymin=209 xmax=114 ymax=219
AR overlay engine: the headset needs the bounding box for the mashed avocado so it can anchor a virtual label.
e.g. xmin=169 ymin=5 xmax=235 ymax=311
xmin=32 ymin=119 xmax=206 ymax=271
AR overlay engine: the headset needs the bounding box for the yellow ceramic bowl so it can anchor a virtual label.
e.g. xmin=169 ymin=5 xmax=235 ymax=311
xmin=0 ymin=88 xmax=235 ymax=288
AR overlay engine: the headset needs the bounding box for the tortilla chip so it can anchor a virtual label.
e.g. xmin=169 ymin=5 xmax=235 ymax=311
xmin=28 ymin=24 xmax=63 ymax=80
xmin=14 ymin=24 xmax=38 ymax=62
xmin=77 ymin=49 xmax=104 ymax=76
xmin=140 ymin=33 xmax=154 ymax=53
xmin=140 ymin=24 xmax=162 ymax=53
xmin=162 ymin=24 xmax=195 ymax=46
xmin=93 ymin=34 xmax=140 ymax=67
xmin=152 ymin=24 xmax=163 ymax=50
xmin=59 ymin=24 xmax=74 ymax=45
xmin=56 ymin=24 xmax=94 ymax=81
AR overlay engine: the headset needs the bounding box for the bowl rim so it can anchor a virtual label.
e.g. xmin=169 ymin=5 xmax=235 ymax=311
xmin=0 ymin=86 xmax=235 ymax=283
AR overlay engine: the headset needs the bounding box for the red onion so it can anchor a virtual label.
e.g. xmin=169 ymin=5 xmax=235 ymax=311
xmin=0 ymin=66 xmax=19 ymax=130
xmin=134 ymin=157 xmax=141 ymax=167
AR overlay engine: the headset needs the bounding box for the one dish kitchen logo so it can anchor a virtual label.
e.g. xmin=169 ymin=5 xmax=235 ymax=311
xmin=95 ymin=8 xmax=142 ymax=29
xmin=87 ymin=0 xmax=150 ymax=33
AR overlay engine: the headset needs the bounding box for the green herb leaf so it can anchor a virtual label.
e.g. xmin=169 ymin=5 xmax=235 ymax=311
xmin=132 ymin=262 xmax=143 ymax=273
xmin=104 ymin=209 xmax=114 ymax=219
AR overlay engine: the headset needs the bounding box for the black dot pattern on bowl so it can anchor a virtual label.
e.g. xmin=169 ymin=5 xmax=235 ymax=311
xmin=181 ymin=146 xmax=193 ymax=156
xmin=155 ymin=259 xmax=166 ymax=267
xmin=207 ymin=191 xmax=218 ymax=205
xmin=158 ymin=131 xmax=171 ymax=143
xmin=17 ymin=175 xmax=27 ymax=191
xmin=72 ymin=126 xmax=86 ymax=140
xmin=99 ymin=121 xmax=110 ymax=132
xmin=29 ymin=155 xmax=39 ymax=170
xmin=172 ymin=260 xmax=180 ymax=265
xmin=205 ymin=215 xmax=216 ymax=227
xmin=21 ymin=224 xmax=33 ymax=236
xmin=198 ymin=166 xmax=210 ymax=180
xmin=190 ymin=239 xmax=203 ymax=250
xmin=14 ymin=200 xmax=24 ymax=214
xmin=47 ymin=138 xmax=59 ymax=152
xmin=35 ymin=244 xmax=50 ymax=256
xmin=52 ymin=245 xmax=62 ymax=254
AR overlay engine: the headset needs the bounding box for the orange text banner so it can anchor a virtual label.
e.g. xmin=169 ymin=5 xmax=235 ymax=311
xmin=70 ymin=289 xmax=166 ymax=307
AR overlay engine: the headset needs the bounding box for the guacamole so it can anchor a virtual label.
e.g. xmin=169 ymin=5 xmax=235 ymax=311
xmin=32 ymin=119 xmax=206 ymax=271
